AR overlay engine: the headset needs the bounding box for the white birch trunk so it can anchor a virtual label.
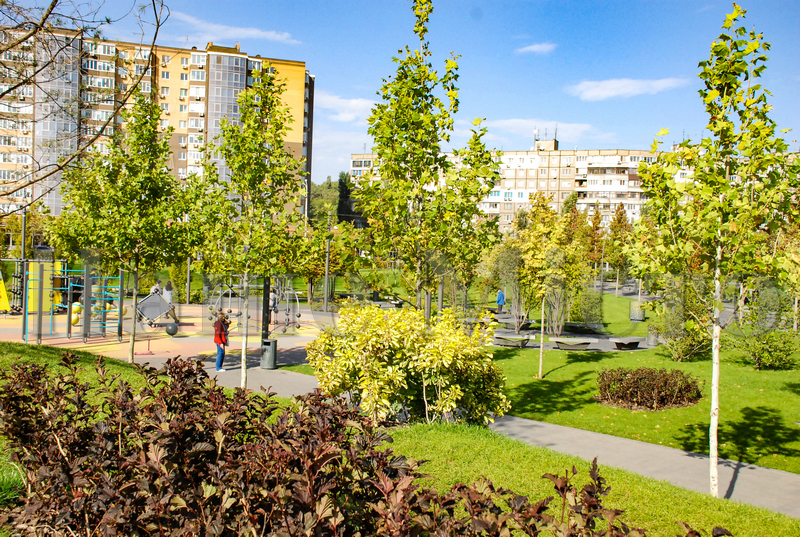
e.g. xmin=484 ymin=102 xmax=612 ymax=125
xmin=710 ymin=244 xmax=723 ymax=498
xmin=538 ymin=295 xmax=545 ymax=379
xmin=615 ymin=267 xmax=620 ymax=297
xmin=240 ymin=273 xmax=249 ymax=389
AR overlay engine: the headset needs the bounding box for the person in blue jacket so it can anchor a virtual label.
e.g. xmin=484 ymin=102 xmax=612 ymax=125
xmin=497 ymin=288 xmax=505 ymax=314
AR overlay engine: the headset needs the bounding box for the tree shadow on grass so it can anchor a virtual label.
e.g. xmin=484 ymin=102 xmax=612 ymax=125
xmin=674 ymin=406 xmax=800 ymax=498
xmin=491 ymin=347 xmax=523 ymax=361
xmin=783 ymin=382 xmax=800 ymax=397
xmin=506 ymin=370 xmax=597 ymax=418
xmin=545 ymin=350 xmax=616 ymax=377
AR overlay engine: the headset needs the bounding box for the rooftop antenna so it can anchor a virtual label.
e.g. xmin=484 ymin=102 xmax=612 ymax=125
xmin=533 ymin=127 xmax=538 ymax=141
xmin=554 ymin=123 xmax=558 ymax=141
xmin=544 ymin=128 xmax=548 ymax=140
xmin=363 ymin=143 xmax=366 ymax=153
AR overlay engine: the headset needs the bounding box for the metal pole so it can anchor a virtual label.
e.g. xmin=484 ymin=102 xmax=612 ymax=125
xmin=185 ymin=257 xmax=191 ymax=304
xmin=424 ymin=290 xmax=431 ymax=323
xmin=538 ymin=294 xmax=546 ymax=379
xmin=82 ymin=265 xmax=91 ymax=344
xmin=262 ymin=276 xmax=270 ymax=339
xmin=118 ymin=268 xmax=124 ymax=342
xmin=20 ymin=207 xmax=26 ymax=263
xmin=36 ymin=263 xmax=43 ymax=345
xmin=67 ymin=277 xmax=73 ymax=339
xmin=599 ymin=239 xmax=606 ymax=295
xmin=324 ymin=211 xmax=331 ymax=313
xmin=437 ymin=279 xmax=444 ymax=316
xmin=21 ymin=261 xmax=28 ymax=342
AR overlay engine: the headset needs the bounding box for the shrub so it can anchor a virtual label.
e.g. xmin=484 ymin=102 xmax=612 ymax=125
xmin=595 ymin=367 xmax=703 ymax=410
xmin=649 ymin=281 xmax=710 ymax=362
xmin=728 ymin=329 xmax=797 ymax=370
xmin=0 ymin=354 xmax=730 ymax=537
xmin=307 ymin=304 xmax=510 ymax=424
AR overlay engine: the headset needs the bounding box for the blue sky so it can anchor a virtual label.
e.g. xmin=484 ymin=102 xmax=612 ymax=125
xmin=106 ymin=0 xmax=800 ymax=184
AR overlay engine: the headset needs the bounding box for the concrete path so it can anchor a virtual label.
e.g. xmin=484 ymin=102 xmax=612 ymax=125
xmin=490 ymin=415 xmax=800 ymax=519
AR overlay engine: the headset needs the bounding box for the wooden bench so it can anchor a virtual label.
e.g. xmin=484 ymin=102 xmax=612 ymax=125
xmin=493 ymin=335 xmax=532 ymax=348
xmin=550 ymin=337 xmax=598 ymax=351
xmin=610 ymin=337 xmax=645 ymax=350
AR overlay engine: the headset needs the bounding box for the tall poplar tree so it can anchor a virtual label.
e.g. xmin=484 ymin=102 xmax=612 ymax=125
xmin=629 ymin=4 xmax=800 ymax=497
xmin=353 ymin=0 xmax=499 ymax=310
xmin=190 ymin=66 xmax=306 ymax=389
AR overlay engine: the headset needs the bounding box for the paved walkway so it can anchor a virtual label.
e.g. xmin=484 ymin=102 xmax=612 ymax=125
xmin=1 ymin=304 xmax=799 ymax=519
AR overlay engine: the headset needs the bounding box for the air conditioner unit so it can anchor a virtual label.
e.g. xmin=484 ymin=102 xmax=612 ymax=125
xmin=160 ymin=94 xmax=166 ymax=99
xmin=21 ymin=130 xmax=28 ymax=135
xmin=198 ymin=64 xmax=204 ymax=69
xmin=180 ymin=143 xmax=186 ymax=148
xmin=164 ymin=111 xmax=169 ymax=115
xmin=192 ymin=143 xmax=199 ymax=148
xmin=195 ymin=96 xmax=201 ymax=101
xmin=179 ymin=96 xmax=185 ymax=101
xmin=199 ymin=112 xmax=204 ymax=117
xmin=161 ymin=62 xmax=167 ymax=67
xmin=182 ymin=64 xmax=188 ymax=70
xmin=22 ymin=165 xmax=28 ymax=169
xmin=18 ymin=96 xmax=24 ymax=101
xmin=19 ymin=147 xmax=28 ymax=152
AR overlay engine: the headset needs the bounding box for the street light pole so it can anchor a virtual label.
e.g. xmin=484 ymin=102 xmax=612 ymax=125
xmin=323 ymin=211 xmax=331 ymax=313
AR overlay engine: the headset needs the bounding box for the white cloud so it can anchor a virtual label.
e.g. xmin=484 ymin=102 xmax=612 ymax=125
xmin=315 ymin=91 xmax=376 ymax=124
xmin=515 ymin=42 xmax=557 ymax=54
xmin=166 ymin=11 xmax=300 ymax=45
xmin=565 ymin=78 xmax=689 ymax=101
xmin=309 ymin=125 xmax=372 ymax=184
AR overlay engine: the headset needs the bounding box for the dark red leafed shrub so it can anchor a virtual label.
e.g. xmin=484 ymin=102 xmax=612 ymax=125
xmin=595 ymin=367 xmax=703 ymax=410
xmin=0 ymin=353 xmax=728 ymax=536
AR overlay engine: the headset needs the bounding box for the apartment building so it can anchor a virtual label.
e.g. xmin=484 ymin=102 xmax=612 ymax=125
xmin=0 ymin=30 xmax=314 ymax=215
xmin=350 ymin=139 xmax=656 ymax=231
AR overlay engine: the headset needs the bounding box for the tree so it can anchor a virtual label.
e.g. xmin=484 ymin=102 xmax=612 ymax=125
xmin=629 ymin=4 xmax=800 ymax=497
xmin=0 ymin=0 xmax=168 ymax=206
xmin=353 ymin=0 xmax=499 ymax=315
xmin=190 ymin=66 xmax=306 ymax=389
xmin=608 ymin=203 xmax=632 ymax=296
xmin=336 ymin=172 xmax=365 ymax=227
xmin=48 ymin=89 xmax=189 ymax=363
xmin=309 ymin=176 xmax=338 ymax=223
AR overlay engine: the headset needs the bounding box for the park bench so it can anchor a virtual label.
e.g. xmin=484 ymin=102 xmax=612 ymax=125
xmin=550 ymin=337 xmax=598 ymax=351
xmin=493 ymin=335 xmax=533 ymax=348
xmin=610 ymin=337 xmax=645 ymax=350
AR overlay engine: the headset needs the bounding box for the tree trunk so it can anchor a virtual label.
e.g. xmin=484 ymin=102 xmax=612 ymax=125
xmin=794 ymin=296 xmax=798 ymax=332
xmin=710 ymin=244 xmax=723 ymax=498
xmin=538 ymin=294 xmax=545 ymax=379
xmin=241 ymin=272 xmax=249 ymax=389
xmin=615 ymin=267 xmax=620 ymax=297
xmin=307 ymin=279 xmax=313 ymax=308
xmin=128 ymin=269 xmax=139 ymax=364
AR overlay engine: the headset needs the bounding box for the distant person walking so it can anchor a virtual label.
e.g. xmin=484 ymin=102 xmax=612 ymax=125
xmin=150 ymin=279 xmax=162 ymax=295
xmin=163 ymin=281 xmax=180 ymax=322
xmin=213 ymin=312 xmax=230 ymax=372
xmin=497 ymin=288 xmax=505 ymax=314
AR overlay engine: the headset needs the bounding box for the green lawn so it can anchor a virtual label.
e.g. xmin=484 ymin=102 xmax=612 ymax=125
xmin=390 ymin=423 xmax=800 ymax=537
xmin=496 ymin=344 xmax=800 ymax=474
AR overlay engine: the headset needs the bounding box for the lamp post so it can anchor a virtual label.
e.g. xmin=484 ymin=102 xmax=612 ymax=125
xmin=323 ymin=211 xmax=331 ymax=313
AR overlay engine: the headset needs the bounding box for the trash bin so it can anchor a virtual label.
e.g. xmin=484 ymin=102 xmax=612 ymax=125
xmin=261 ymin=338 xmax=277 ymax=369
xmin=646 ymin=326 xmax=658 ymax=346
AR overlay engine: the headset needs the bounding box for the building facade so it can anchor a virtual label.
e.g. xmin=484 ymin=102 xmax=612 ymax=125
xmin=0 ymin=31 xmax=314 ymax=215
xmin=350 ymin=139 xmax=656 ymax=231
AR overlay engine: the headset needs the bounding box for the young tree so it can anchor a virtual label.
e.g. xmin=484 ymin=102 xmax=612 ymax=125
xmin=353 ymin=0 xmax=499 ymax=313
xmin=190 ymin=66 xmax=306 ymax=389
xmin=608 ymin=203 xmax=632 ymax=296
xmin=629 ymin=4 xmax=800 ymax=497
xmin=48 ymin=89 xmax=189 ymax=363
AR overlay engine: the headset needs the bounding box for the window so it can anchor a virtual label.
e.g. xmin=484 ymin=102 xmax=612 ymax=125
xmin=563 ymin=157 xmax=572 ymax=164
xmin=140 ymin=81 xmax=151 ymax=93
xmin=161 ymin=71 xmax=169 ymax=80
xmin=160 ymin=119 xmax=169 ymax=128
xmin=181 ymin=57 xmax=189 ymax=67
xmin=190 ymin=53 xmax=207 ymax=66
xmin=100 ymin=44 xmax=116 ymax=56
xmin=160 ymin=103 xmax=169 ymax=112
xmin=550 ymin=181 xmax=557 ymax=188
xmin=539 ymin=181 xmax=546 ymax=188
xmin=118 ymin=50 xmax=129 ymax=60
xmin=539 ymin=168 xmax=546 ymax=175
xmin=177 ymin=167 xmax=186 ymax=177
xmin=83 ymin=42 xmax=97 ymax=53
xmin=180 ymin=73 xmax=188 ymax=81
xmin=179 ymin=88 xmax=188 ymax=98
xmin=179 ymin=105 xmax=187 ymax=113
xmin=191 ymin=70 xmax=206 ymax=81
xmin=507 ymin=157 xmax=514 ymax=163
xmin=562 ymin=168 xmax=571 ymax=175
xmin=189 ymin=102 xmax=204 ymax=113
xmin=630 ymin=156 xmax=640 ymax=163
xmin=576 ymin=155 xmax=587 ymax=162
xmin=561 ymin=181 xmax=571 ymax=187
xmin=179 ymin=120 xmax=187 ymax=129
xmin=188 ymin=118 xmax=204 ymax=129
xmin=178 ymin=136 xmax=187 ymax=144
xmin=161 ymin=87 xmax=169 ymax=96
xmin=247 ymin=60 xmax=262 ymax=72
xmin=135 ymin=65 xmax=151 ymax=76
xmin=504 ymin=203 xmax=512 ymax=210
xmin=189 ymin=86 xmax=206 ymax=98
xmin=178 ymin=152 xmax=186 ymax=160
xmin=162 ymin=55 xmax=170 ymax=63
xmin=519 ymin=158 xmax=524 ymax=164
xmin=518 ymin=192 xmax=524 ymax=198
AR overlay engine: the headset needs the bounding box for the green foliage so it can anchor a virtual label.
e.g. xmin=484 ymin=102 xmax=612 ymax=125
xmin=309 ymin=175 xmax=339 ymax=223
xmin=354 ymin=0 xmax=499 ymax=305
xmin=307 ymin=303 xmax=510 ymax=424
xmin=649 ymin=279 xmax=711 ymax=362
xmin=596 ymin=367 xmax=703 ymax=411
xmin=0 ymin=352 xmax=731 ymax=537
xmin=168 ymin=260 xmax=188 ymax=304
xmin=729 ymin=329 xmax=797 ymax=370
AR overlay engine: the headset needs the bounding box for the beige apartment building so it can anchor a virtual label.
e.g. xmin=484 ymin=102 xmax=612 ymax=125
xmin=0 ymin=30 xmax=314 ymax=216
xmin=350 ymin=139 xmax=656 ymax=231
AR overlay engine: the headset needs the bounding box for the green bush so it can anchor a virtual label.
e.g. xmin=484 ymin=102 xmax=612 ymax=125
xmin=307 ymin=304 xmax=510 ymax=424
xmin=728 ymin=329 xmax=797 ymax=370
xmin=168 ymin=260 xmax=188 ymax=303
xmin=595 ymin=367 xmax=703 ymax=410
xmin=649 ymin=281 xmax=710 ymax=362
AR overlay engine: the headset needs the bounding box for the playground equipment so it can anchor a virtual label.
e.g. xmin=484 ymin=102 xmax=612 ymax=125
xmin=270 ymin=275 xmax=301 ymax=334
xmin=136 ymin=292 xmax=175 ymax=328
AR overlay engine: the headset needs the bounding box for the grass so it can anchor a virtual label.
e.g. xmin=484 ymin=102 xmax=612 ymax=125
xmin=496 ymin=344 xmax=800 ymax=474
xmin=390 ymin=422 xmax=800 ymax=537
